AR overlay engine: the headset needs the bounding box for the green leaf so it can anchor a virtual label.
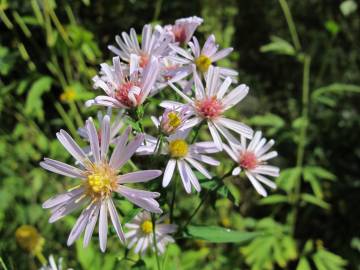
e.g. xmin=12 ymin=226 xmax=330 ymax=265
xmin=260 ymin=194 xmax=288 ymax=205
xmin=304 ymin=166 xmax=336 ymax=181
xmin=301 ymin=193 xmax=330 ymax=210
xmin=296 ymin=257 xmax=311 ymax=270
xmin=260 ymin=36 xmax=295 ymax=56
xmin=276 ymin=167 xmax=301 ymax=192
xmin=325 ymin=20 xmax=340 ymax=36
xmin=312 ymin=83 xmax=360 ymax=106
xmin=186 ymin=225 xmax=261 ymax=243
xmin=24 ymin=76 xmax=53 ymax=121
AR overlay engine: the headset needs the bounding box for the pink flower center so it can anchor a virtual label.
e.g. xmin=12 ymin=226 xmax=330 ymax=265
xmin=139 ymin=53 xmax=149 ymax=68
xmin=195 ymin=97 xmax=223 ymax=119
xmin=239 ymin=151 xmax=258 ymax=170
xmin=115 ymin=81 xmax=141 ymax=107
xmin=173 ymin=26 xmax=187 ymax=43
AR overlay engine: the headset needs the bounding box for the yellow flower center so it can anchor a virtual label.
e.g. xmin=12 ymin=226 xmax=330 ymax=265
xmin=195 ymin=54 xmax=212 ymax=73
xmin=141 ymin=220 xmax=153 ymax=234
xmin=86 ymin=164 xmax=116 ymax=198
xmin=60 ymin=87 xmax=76 ymax=102
xmin=168 ymin=112 xmax=182 ymax=128
xmin=15 ymin=225 xmax=45 ymax=254
xmin=169 ymin=139 xmax=188 ymax=158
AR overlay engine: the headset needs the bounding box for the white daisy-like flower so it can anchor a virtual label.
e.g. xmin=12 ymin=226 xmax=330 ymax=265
xmin=136 ymin=130 xmax=220 ymax=193
xmin=157 ymin=16 xmax=203 ymax=45
xmin=40 ymin=117 xmax=162 ymax=252
xmin=39 ymin=255 xmax=73 ymax=270
xmin=108 ymin=24 xmax=172 ymax=68
xmin=125 ymin=211 xmax=177 ymax=254
xmin=168 ymin=34 xmax=238 ymax=80
xmin=223 ymin=131 xmax=279 ymax=197
xmin=150 ymin=106 xmax=191 ymax=136
xmin=161 ymin=66 xmax=253 ymax=150
xmin=86 ymin=55 xmax=160 ymax=109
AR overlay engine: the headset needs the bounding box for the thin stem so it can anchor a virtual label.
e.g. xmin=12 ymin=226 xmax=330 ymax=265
xmin=278 ymin=0 xmax=302 ymax=51
xmin=0 ymin=257 xmax=8 ymax=270
xmin=169 ymin=177 xmax=177 ymax=223
xmin=69 ymin=101 xmax=84 ymax=128
xmin=183 ymin=168 xmax=234 ymax=228
xmin=191 ymin=122 xmax=203 ymax=144
xmin=155 ymin=134 xmax=164 ymax=155
xmin=151 ymin=214 xmax=161 ymax=270
xmin=291 ymin=55 xmax=311 ymax=235
xmin=55 ymin=102 xmax=81 ymax=141
xmin=35 ymin=251 xmax=47 ymax=266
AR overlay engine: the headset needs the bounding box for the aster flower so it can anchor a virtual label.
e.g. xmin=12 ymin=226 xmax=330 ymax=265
xmin=161 ymin=66 xmax=253 ymax=150
xmin=86 ymin=55 xmax=160 ymax=109
xmin=125 ymin=211 xmax=177 ymax=254
xmin=150 ymin=106 xmax=191 ymax=136
xmin=223 ymin=131 xmax=279 ymax=196
xmin=168 ymin=34 xmax=238 ymax=81
xmin=108 ymin=24 xmax=172 ymax=68
xmin=77 ymin=108 xmax=124 ymax=156
xmin=157 ymin=16 xmax=203 ymax=44
xmin=136 ymin=130 xmax=220 ymax=193
xmin=39 ymin=255 xmax=73 ymax=270
xmin=40 ymin=117 xmax=162 ymax=252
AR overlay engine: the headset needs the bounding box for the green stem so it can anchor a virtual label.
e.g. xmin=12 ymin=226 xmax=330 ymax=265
xmin=278 ymin=0 xmax=302 ymax=51
xmin=155 ymin=134 xmax=164 ymax=155
xmin=35 ymin=251 xmax=47 ymax=266
xmin=191 ymin=122 xmax=203 ymax=144
xmin=183 ymin=168 xmax=234 ymax=228
xmin=291 ymin=55 xmax=311 ymax=235
xmin=69 ymin=101 xmax=84 ymax=128
xmin=55 ymin=102 xmax=81 ymax=141
xmin=151 ymin=214 xmax=161 ymax=270
xmin=169 ymin=177 xmax=177 ymax=223
xmin=0 ymin=257 xmax=8 ymax=270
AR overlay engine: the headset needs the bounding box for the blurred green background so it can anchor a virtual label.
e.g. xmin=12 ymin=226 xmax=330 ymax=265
xmin=0 ymin=0 xmax=359 ymax=269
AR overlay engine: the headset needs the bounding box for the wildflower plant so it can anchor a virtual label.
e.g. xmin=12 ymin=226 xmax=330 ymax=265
xmin=39 ymin=15 xmax=280 ymax=266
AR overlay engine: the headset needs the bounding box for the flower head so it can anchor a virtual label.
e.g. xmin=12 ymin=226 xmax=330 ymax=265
xmin=151 ymin=106 xmax=191 ymax=135
xmin=125 ymin=211 xmax=177 ymax=254
xmin=159 ymin=16 xmax=203 ymax=44
xmin=40 ymin=117 xmax=162 ymax=251
xmin=136 ymin=130 xmax=220 ymax=193
xmin=223 ymin=131 xmax=279 ymax=196
xmin=161 ymin=66 xmax=253 ymax=150
xmin=108 ymin=24 xmax=172 ymax=67
xmin=86 ymin=55 xmax=160 ymax=109
xmin=168 ymin=34 xmax=238 ymax=81
xmin=78 ymin=108 xmax=124 ymax=156
xmin=16 ymin=225 xmax=44 ymax=255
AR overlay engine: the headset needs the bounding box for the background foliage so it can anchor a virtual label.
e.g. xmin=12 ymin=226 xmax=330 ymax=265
xmin=0 ymin=0 xmax=359 ymax=269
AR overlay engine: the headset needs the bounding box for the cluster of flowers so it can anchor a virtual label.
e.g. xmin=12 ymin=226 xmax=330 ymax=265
xmin=40 ymin=16 xmax=279 ymax=255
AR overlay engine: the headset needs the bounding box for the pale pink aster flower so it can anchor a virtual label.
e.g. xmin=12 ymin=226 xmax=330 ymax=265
xmin=155 ymin=57 xmax=189 ymax=92
xmin=108 ymin=24 xmax=172 ymax=68
xmin=157 ymin=16 xmax=203 ymax=44
xmin=150 ymin=106 xmax=191 ymax=135
xmin=40 ymin=117 xmax=162 ymax=252
xmin=161 ymin=66 xmax=253 ymax=151
xmin=223 ymin=131 xmax=279 ymax=196
xmin=168 ymin=34 xmax=238 ymax=81
xmin=137 ymin=130 xmax=220 ymax=193
xmin=125 ymin=211 xmax=177 ymax=254
xmin=86 ymin=55 xmax=160 ymax=109
xmin=77 ymin=108 xmax=124 ymax=152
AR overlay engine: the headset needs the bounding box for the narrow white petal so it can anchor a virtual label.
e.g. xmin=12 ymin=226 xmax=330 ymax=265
xmin=99 ymin=202 xmax=108 ymax=252
xmin=100 ymin=115 xmax=111 ymax=159
xmin=177 ymin=160 xmax=192 ymax=193
xmin=86 ymin=118 xmax=100 ymax=163
xmin=222 ymin=84 xmax=249 ymax=110
xmin=163 ymin=160 xmax=176 ymax=187
xmin=107 ymin=199 xmax=125 ymax=243
xmin=232 ymin=167 xmax=241 ymax=175
xmin=245 ymin=171 xmax=267 ymax=197
xmin=208 ymin=121 xmax=223 ymax=150
xmin=185 ymin=157 xmax=211 ymax=179
xmin=83 ymin=202 xmax=100 ymax=247
xmin=217 ymin=117 xmax=253 ymax=139
xmin=118 ymin=170 xmax=162 ymax=184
